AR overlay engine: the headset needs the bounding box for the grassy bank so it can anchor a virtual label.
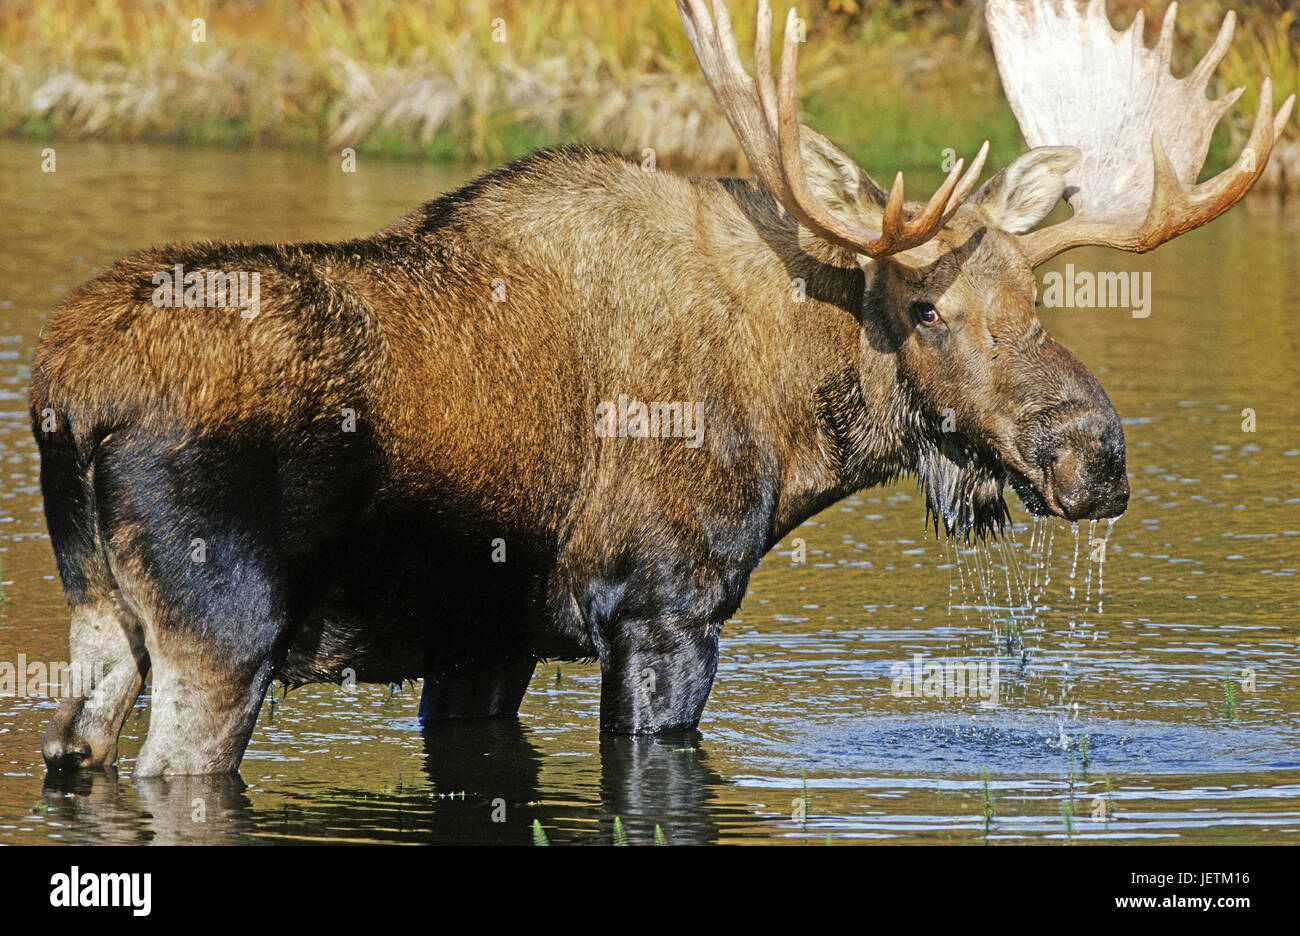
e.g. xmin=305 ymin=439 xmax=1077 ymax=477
xmin=0 ymin=0 xmax=1295 ymax=189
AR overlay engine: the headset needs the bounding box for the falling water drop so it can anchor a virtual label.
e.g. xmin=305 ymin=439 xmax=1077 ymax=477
xmin=971 ymin=542 xmax=987 ymax=610
xmin=1025 ymin=519 xmax=1037 ymax=597
xmin=945 ymin=539 xmax=955 ymax=614
xmin=1069 ymin=523 xmax=1080 ymax=578
xmin=953 ymin=540 xmax=965 ymax=601
xmin=1096 ymin=517 xmax=1115 ymax=613
xmin=997 ymin=539 xmax=1015 ymax=614
xmin=1030 ymin=517 xmax=1044 ymax=598
xmin=1084 ymin=519 xmax=1097 ymax=604
xmin=1004 ymin=529 xmax=1030 ymax=611
xmin=1068 ymin=522 xmax=1080 ymax=601
xmin=1043 ymin=523 xmax=1055 ymax=590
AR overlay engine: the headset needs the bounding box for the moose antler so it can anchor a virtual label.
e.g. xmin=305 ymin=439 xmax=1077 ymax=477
xmin=677 ymin=0 xmax=989 ymax=258
xmin=987 ymin=0 xmax=1295 ymax=265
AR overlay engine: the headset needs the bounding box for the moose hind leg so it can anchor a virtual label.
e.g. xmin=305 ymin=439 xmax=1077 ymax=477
xmin=37 ymin=420 xmax=148 ymax=771
xmin=43 ymin=592 xmax=149 ymax=771
xmin=597 ymin=618 xmax=721 ymax=735
xmin=134 ymin=632 xmax=279 ymax=778
xmin=96 ymin=429 xmax=291 ymax=777
xmin=123 ymin=528 xmax=289 ymax=778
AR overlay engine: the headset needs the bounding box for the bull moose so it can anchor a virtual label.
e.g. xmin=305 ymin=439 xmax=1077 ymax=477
xmin=30 ymin=0 xmax=1292 ymax=775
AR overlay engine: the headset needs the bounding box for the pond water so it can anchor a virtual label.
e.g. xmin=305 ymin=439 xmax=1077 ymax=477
xmin=0 ymin=139 xmax=1297 ymax=845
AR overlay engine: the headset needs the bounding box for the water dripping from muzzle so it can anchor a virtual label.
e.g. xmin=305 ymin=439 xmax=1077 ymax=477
xmin=1027 ymin=517 xmax=1043 ymax=599
xmin=1083 ymin=519 xmax=1098 ymax=605
xmin=1068 ymin=522 xmax=1081 ymax=601
xmin=1043 ymin=523 xmax=1055 ymax=591
xmin=1004 ymin=532 xmax=1031 ymax=611
xmin=1095 ymin=517 xmax=1115 ymax=614
xmin=941 ymin=512 xmax=1122 ymax=664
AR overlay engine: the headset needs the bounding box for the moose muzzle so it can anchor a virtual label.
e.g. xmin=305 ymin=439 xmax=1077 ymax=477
xmin=1040 ymin=402 xmax=1129 ymax=522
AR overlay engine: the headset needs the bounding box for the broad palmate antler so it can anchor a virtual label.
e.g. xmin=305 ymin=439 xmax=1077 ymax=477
xmin=987 ymin=0 xmax=1294 ymax=264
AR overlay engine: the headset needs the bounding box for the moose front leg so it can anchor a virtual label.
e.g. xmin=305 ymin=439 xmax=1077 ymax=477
xmin=597 ymin=618 xmax=721 ymax=734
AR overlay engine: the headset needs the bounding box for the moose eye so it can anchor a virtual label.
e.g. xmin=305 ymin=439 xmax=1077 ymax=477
xmin=911 ymin=301 xmax=940 ymax=326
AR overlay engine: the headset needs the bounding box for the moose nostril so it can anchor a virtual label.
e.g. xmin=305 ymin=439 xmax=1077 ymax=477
xmin=1049 ymin=450 xmax=1090 ymax=519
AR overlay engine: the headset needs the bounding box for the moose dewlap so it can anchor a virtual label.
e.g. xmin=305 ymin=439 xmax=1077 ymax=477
xmin=30 ymin=0 xmax=1290 ymax=775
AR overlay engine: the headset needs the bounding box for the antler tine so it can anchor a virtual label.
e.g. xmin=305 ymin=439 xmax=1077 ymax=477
xmin=1188 ymin=11 xmax=1236 ymax=94
xmin=679 ymin=0 xmax=988 ymax=259
xmin=752 ymin=0 xmax=779 ymax=140
xmin=881 ymin=173 xmax=907 ymax=236
xmin=1126 ymin=9 xmax=1146 ymax=56
xmin=1155 ymin=1 xmax=1178 ymax=65
xmin=943 ymin=141 xmax=991 ymax=220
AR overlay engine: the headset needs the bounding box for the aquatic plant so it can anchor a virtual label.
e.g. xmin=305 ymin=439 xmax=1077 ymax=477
xmin=1223 ymin=663 xmax=1236 ymax=718
xmin=980 ymin=766 xmax=994 ymax=840
xmin=800 ymin=767 xmax=811 ymax=830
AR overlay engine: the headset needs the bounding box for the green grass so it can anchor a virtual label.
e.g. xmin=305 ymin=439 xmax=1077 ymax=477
xmin=980 ymin=766 xmax=994 ymax=840
xmin=0 ymin=0 xmax=1290 ymax=183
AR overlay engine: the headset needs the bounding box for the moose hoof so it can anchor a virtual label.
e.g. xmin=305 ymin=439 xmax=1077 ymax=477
xmin=42 ymin=736 xmax=93 ymax=771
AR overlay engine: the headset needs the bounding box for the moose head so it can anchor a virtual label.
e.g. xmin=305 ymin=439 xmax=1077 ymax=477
xmin=678 ymin=0 xmax=1293 ymax=538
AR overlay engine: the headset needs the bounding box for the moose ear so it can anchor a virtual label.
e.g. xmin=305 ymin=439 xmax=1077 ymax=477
xmin=798 ymin=126 xmax=887 ymax=225
xmin=972 ymin=146 xmax=1081 ymax=234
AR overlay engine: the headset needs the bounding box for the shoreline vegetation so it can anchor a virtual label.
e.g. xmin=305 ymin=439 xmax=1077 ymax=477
xmin=0 ymin=0 xmax=1296 ymax=192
